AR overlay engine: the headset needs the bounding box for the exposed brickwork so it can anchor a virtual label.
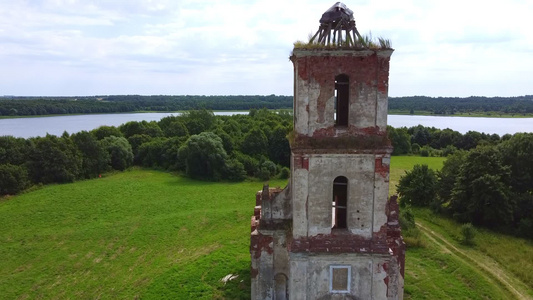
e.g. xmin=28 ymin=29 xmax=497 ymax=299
xmin=292 ymin=51 xmax=389 ymax=93
xmin=289 ymin=231 xmax=390 ymax=254
xmin=292 ymin=134 xmax=391 ymax=152
xmin=250 ymin=231 xmax=274 ymax=259
xmin=386 ymin=195 xmax=405 ymax=277
xmin=375 ymin=157 xmax=390 ymax=179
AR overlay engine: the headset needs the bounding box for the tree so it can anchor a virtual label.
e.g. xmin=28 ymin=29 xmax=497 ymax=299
xmin=499 ymin=133 xmax=533 ymax=194
xmin=71 ymin=131 xmax=110 ymax=178
xmin=268 ymin=125 xmax=291 ymax=166
xmin=397 ymin=164 xmax=437 ymax=207
xmin=437 ymin=150 xmax=466 ymax=206
xmin=223 ymin=158 xmax=246 ymax=181
xmin=241 ymin=128 xmax=268 ymax=157
xmin=0 ymin=136 xmax=33 ymax=166
xmin=163 ymin=120 xmax=189 ymax=138
xmin=180 ymin=109 xmax=215 ymax=135
xmin=409 ymin=125 xmax=430 ymax=146
xmin=212 ymin=129 xmax=235 ymax=155
xmin=0 ymin=164 xmax=30 ymax=195
xmin=27 ymin=135 xmax=82 ymax=184
xmin=449 ymin=146 xmax=513 ymax=226
xmin=137 ymin=138 xmax=168 ymax=168
xmin=119 ymin=121 xmax=163 ymax=138
xmin=454 ymin=131 xmax=482 ymax=150
xmin=91 ymin=126 xmax=123 ymax=140
xmin=178 ymin=132 xmax=228 ymax=180
xmin=388 ymin=126 xmax=411 ymax=155
xmin=100 ymin=136 xmax=133 ymax=171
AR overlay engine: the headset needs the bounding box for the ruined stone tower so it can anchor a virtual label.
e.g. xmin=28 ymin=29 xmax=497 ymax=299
xmin=251 ymin=3 xmax=405 ymax=299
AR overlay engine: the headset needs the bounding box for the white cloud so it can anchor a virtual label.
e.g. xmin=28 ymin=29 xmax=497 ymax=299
xmin=0 ymin=0 xmax=531 ymax=96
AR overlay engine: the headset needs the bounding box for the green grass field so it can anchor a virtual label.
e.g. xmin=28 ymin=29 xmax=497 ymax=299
xmin=389 ymin=155 xmax=445 ymax=197
xmin=1 ymin=158 xmax=531 ymax=299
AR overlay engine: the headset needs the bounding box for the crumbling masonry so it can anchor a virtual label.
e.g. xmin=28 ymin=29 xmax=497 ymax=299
xmin=251 ymin=3 xmax=405 ymax=299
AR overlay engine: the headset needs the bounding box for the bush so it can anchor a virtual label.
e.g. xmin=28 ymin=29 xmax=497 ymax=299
xmin=397 ymin=164 xmax=438 ymax=207
xmin=223 ymin=159 xmax=246 ymax=181
xmin=100 ymin=136 xmax=134 ymax=171
xmin=178 ymin=132 xmax=227 ymax=180
xmin=279 ymin=167 xmax=290 ymax=179
xmin=411 ymin=143 xmax=420 ymax=154
xmin=399 ymin=206 xmax=416 ymax=230
xmin=0 ymin=164 xmax=30 ymax=195
xmin=460 ymin=223 xmax=476 ymax=246
xmin=234 ymin=152 xmax=259 ymax=176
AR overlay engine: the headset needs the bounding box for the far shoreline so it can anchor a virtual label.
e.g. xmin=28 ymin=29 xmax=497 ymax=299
xmin=1 ymin=109 xmax=533 ymax=120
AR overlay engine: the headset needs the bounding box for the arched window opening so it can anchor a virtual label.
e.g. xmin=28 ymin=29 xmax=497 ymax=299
xmin=335 ymin=74 xmax=349 ymax=126
xmin=332 ymin=176 xmax=348 ymax=229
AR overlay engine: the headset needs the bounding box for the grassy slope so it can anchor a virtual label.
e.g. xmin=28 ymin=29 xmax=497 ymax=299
xmin=390 ymin=156 xmax=533 ymax=300
xmin=1 ymin=158 xmax=531 ymax=299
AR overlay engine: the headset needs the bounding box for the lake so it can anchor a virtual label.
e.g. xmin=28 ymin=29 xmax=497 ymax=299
xmin=1 ymin=112 xmax=532 ymax=138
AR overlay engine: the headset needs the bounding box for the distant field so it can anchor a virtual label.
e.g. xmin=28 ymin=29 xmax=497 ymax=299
xmin=389 ymin=155 xmax=445 ymax=196
xmin=1 ymin=160 xmax=531 ymax=299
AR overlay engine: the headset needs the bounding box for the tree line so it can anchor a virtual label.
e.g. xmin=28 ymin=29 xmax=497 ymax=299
xmin=389 ymin=95 xmax=533 ymax=115
xmin=0 ymin=95 xmax=292 ymax=116
xmin=388 ymin=124 xmax=505 ymax=157
xmin=1 ymin=95 xmax=532 ymax=117
xmin=0 ymin=109 xmax=291 ymax=195
xmin=397 ymin=133 xmax=533 ymax=240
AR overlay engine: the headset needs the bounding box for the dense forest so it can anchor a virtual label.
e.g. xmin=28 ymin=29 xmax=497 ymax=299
xmin=1 ymin=95 xmax=532 ymax=116
xmin=0 ymin=95 xmax=293 ymax=116
xmin=396 ymin=132 xmax=533 ymax=240
xmin=389 ymin=95 xmax=533 ymax=115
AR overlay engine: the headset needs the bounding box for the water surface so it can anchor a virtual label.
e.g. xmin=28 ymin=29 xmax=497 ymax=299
xmin=1 ymin=112 xmax=532 ymax=138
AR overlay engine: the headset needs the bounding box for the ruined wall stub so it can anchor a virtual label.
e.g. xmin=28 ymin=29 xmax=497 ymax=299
xmin=251 ymin=3 xmax=404 ymax=299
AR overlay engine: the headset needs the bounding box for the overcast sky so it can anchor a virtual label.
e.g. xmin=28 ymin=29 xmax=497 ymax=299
xmin=0 ymin=0 xmax=531 ymax=97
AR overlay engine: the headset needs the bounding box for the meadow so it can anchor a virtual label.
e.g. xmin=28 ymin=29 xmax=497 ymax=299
xmin=1 ymin=156 xmax=532 ymax=299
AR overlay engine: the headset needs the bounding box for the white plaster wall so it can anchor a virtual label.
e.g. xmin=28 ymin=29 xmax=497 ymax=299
xmin=373 ymin=155 xmax=391 ymax=233
xmin=253 ymin=248 xmax=274 ymax=300
xmin=289 ymin=254 xmax=308 ymax=300
xmin=353 ymin=82 xmax=377 ymax=129
xmin=376 ymin=91 xmax=389 ymax=131
xmin=306 ymin=154 xmax=375 ymax=238
xmin=294 ymin=74 xmax=312 ymax=136
xmin=289 ymin=253 xmax=392 ymax=300
xmin=292 ymin=167 xmax=309 ymax=238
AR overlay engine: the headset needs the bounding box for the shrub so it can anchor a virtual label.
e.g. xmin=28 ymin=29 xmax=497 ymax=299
xmin=411 ymin=143 xmax=420 ymax=154
xmin=0 ymin=164 xmax=30 ymax=195
xmin=223 ymin=159 xmax=246 ymax=182
xmin=100 ymin=136 xmax=134 ymax=171
xmin=257 ymin=159 xmax=277 ymax=181
xmin=279 ymin=167 xmax=290 ymax=179
xmin=399 ymin=206 xmax=415 ymax=230
xmin=178 ymin=132 xmax=227 ymax=180
xmin=397 ymin=164 xmax=438 ymax=207
xmin=460 ymin=223 xmax=476 ymax=246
